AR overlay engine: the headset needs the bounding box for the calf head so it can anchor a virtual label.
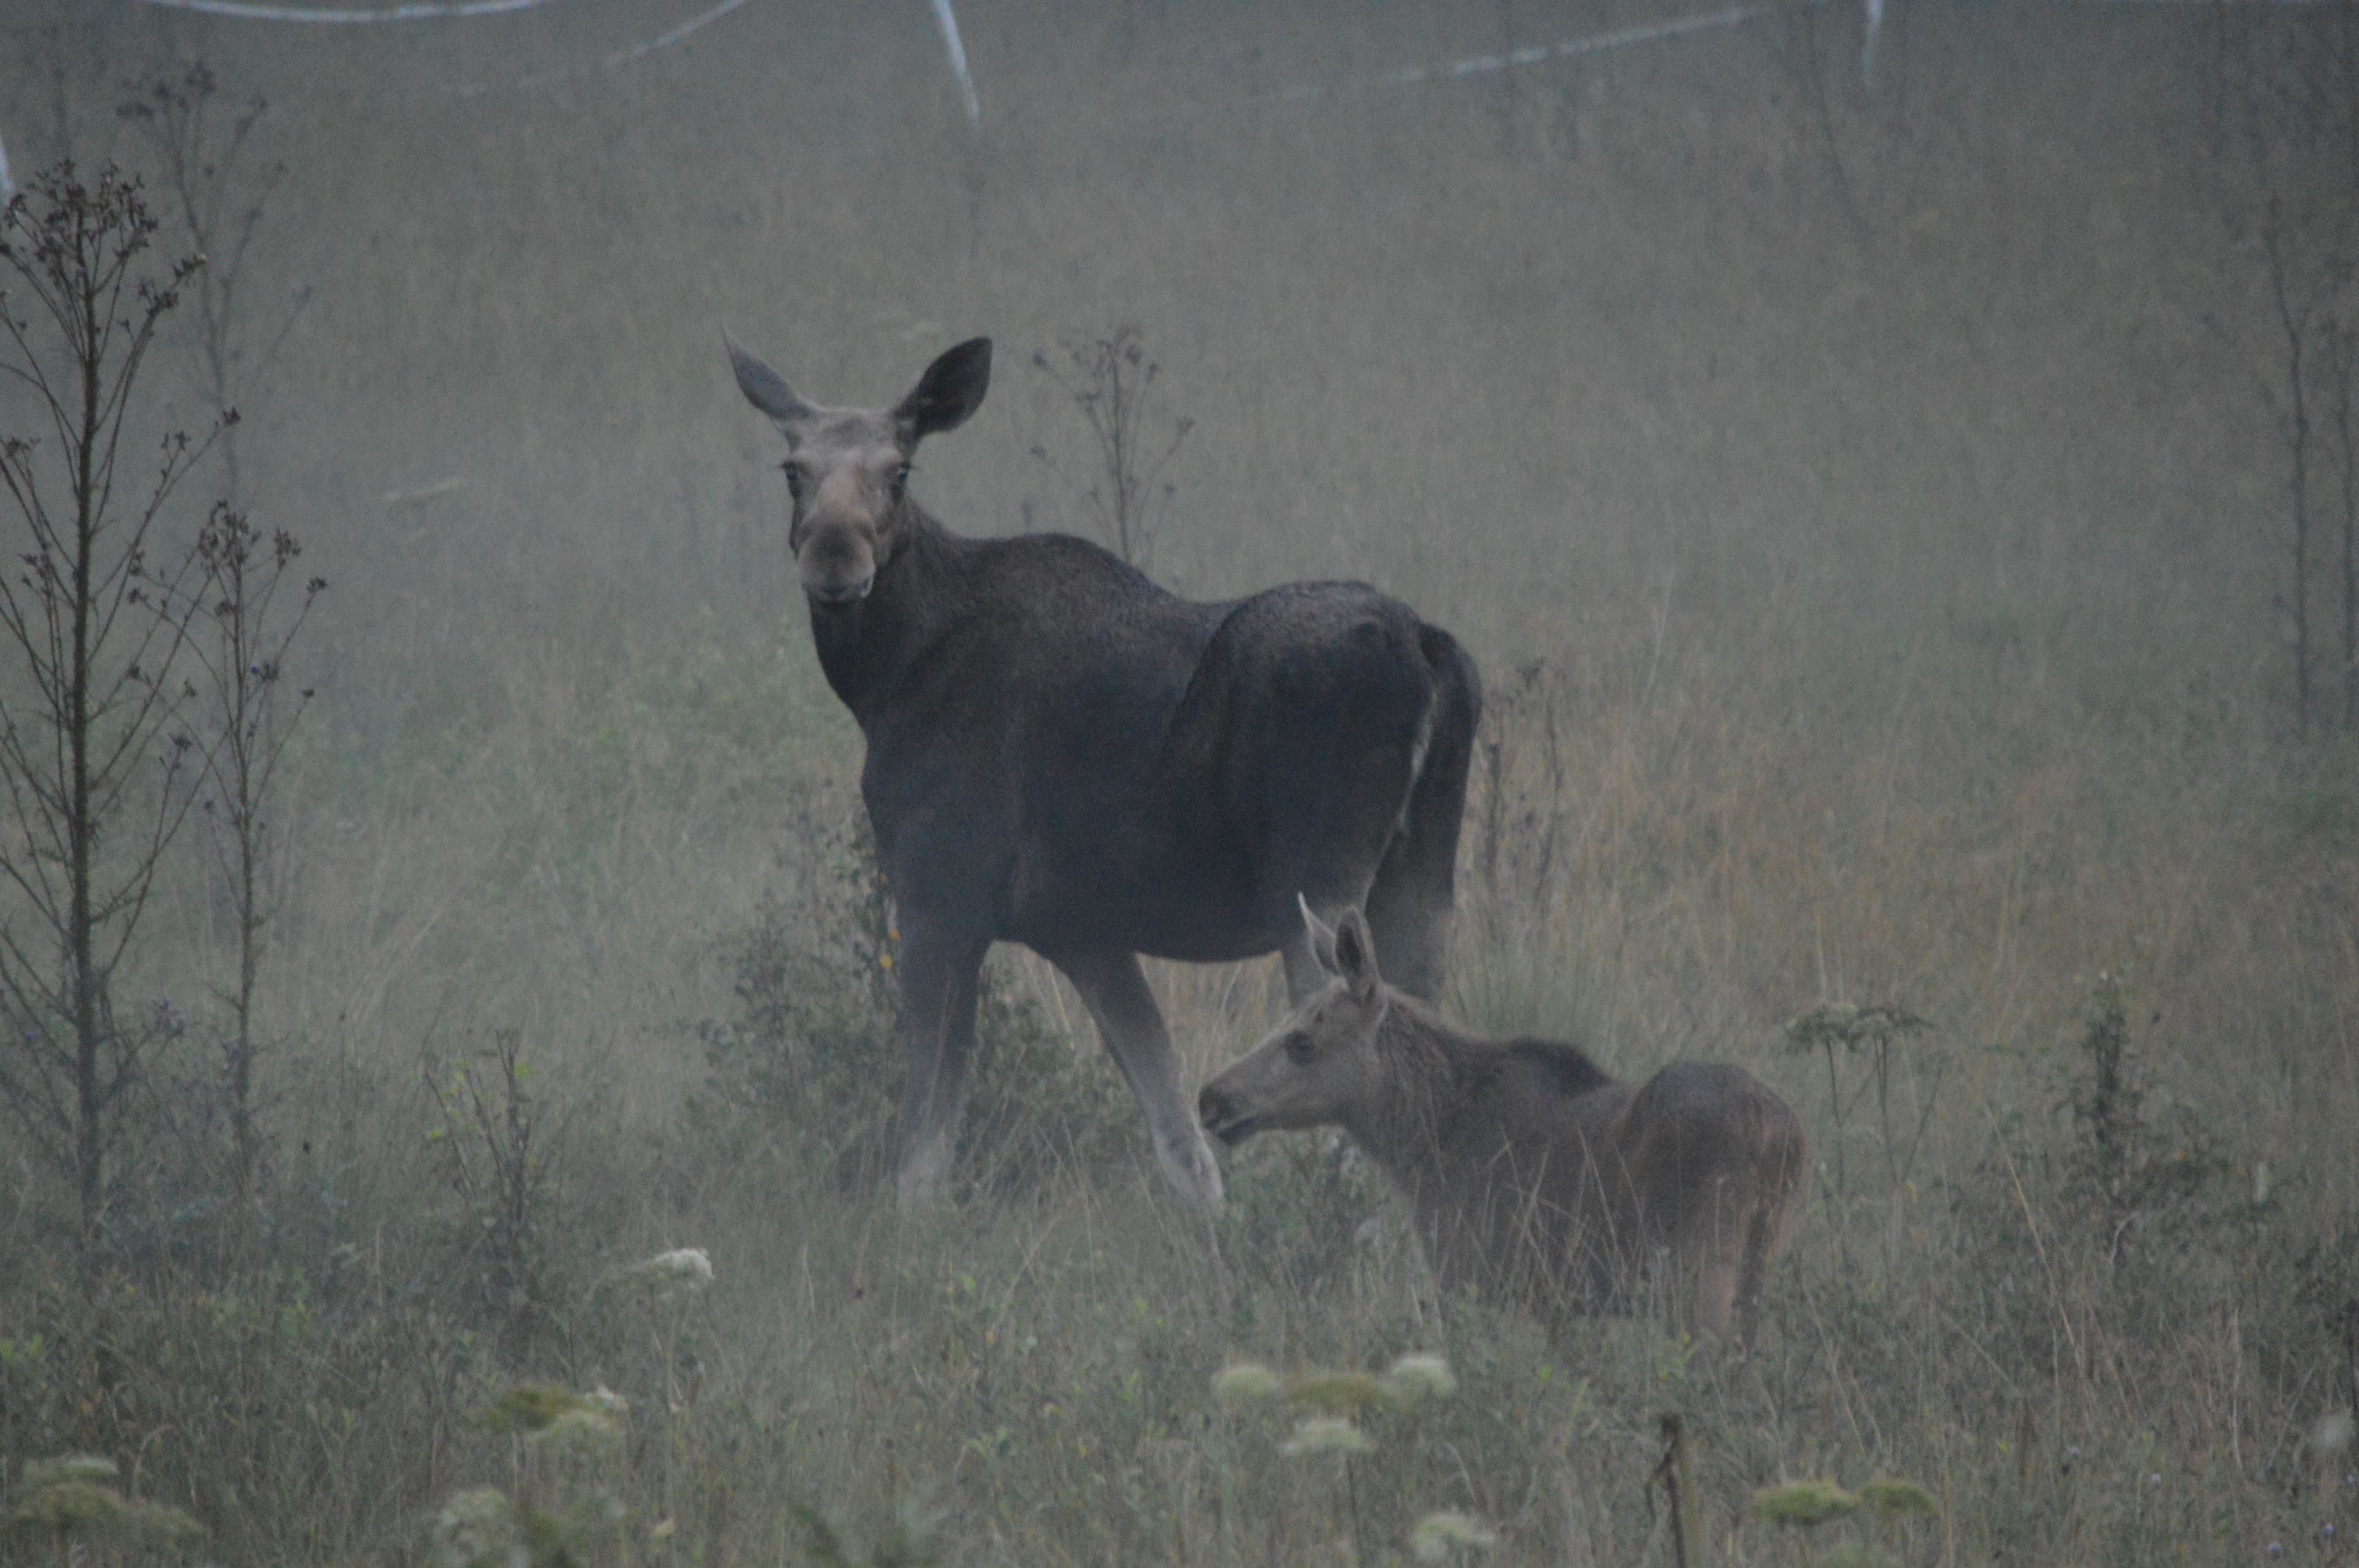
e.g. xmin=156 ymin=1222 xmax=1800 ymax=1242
xmin=1199 ymin=900 xmax=1392 ymax=1145
xmin=726 ymin=334 xmax=992 ymax=604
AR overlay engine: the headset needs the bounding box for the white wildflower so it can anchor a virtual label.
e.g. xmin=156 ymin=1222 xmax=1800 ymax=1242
xmin=1211 ymin=1361 xmax=1285 ymax=1405
xmin=622 ymin=1247 xmax=714 ymax=1296
xmin=1278 ymin=1416 xmax=1375 ymax=1457
xmin=1387 ymin=1352 xmax=1457 ymax=1400
xmin=427 ymin=1487 xmax=527 ymax=1568
xmin=1410 ymin=1510 xmax=1498 ymax=1561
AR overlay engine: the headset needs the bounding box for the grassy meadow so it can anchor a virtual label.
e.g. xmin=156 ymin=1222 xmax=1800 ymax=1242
xmin=1 ymin=1 xmax=2357 ymax=1562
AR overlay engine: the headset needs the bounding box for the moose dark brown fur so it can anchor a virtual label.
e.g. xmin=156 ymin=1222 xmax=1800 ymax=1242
xmin=1199 ymin=903 xmax=1805 ymax=1338
xmin=729 ymin=335 xmax=1480 ymax=1215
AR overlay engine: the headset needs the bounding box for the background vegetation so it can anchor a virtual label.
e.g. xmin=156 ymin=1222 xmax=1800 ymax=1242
xmin=1 ymin=1 xmax=2355 ymax=1562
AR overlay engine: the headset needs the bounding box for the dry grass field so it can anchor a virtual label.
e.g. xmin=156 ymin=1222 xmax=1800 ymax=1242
xmin=2 ymin=1 xmax=2357 ymax=1563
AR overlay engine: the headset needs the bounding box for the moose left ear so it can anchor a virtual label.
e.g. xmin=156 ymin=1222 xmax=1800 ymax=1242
xmin=726 ymin=330 xmax=821 ymax=432
xmin=1331 ymin=907 xmax=1382 ymax=1003
xmin=893 ymin=337 xmax=992 ymax=440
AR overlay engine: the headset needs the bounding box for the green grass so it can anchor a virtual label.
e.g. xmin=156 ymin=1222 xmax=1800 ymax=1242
xmin=2 ymin=2 xmax=2356 ymax=1562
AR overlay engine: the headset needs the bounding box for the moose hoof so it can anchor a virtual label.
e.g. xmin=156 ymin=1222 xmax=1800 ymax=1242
xmin=1160 ymin=1131 xmax=1226 ymax=1219
xmin=896 ymin=1148 xmax=955 ymax=1215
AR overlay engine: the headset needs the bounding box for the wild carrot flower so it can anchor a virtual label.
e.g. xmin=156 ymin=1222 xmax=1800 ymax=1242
xmin=1286 ymin=1370 xmax=1392 ymax=1414
xmin=1410 ymin=1510 xmax=1497 ymax=1561
xmin=476 ymin=1382 xmax=626 ymax=1447
xmin=1211 ymin=1361 xmax=1284 ymax=1405
xmin=1857 ymin=1476 xmax=1939 ymax=1519
xmin=12 ymin=1454 xmax=204 ymax=1549
xmin=21 ymin=1455 xmax=119 ymax=1487
xmin=1387 ymin=1352 xmax=1457 ymax=1401
xmin=1279 ymin=1416 xmax=1375 ymax=1457
xmin=427 ymin=1488 xmax=526 ymax=1568
xmin=1751 ymin=1480 xmax=1860 ymax=1529
xmin=622 ymin=1247 xmax=714 ymax=1295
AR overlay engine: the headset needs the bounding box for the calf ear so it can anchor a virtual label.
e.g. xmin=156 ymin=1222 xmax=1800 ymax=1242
xmin=894 ymin=337 xmax=992 ymax=440
xmin=726 ymin=332 xmax=820 ymax=431
xmin=1332 ymin=908 xmax=1382 ymax=1002
xmin=1299 ymin=893 xmax=1340 ymax=975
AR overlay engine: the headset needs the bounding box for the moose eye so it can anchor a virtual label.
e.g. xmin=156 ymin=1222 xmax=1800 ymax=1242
xmin=781 ymin=463 xmax=805 ymax=502
xmin=1283 ymin=1029 xmax=1316 ymax=1065
xmin=891 ymin=462 xmax=912 ymax=497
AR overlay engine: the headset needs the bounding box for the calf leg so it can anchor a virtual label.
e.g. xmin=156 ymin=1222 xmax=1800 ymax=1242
xmin=893 ymin=922 xmax=989 ymax=1212
xmin=1054 ymin=950 xmax=1225 ymax=1216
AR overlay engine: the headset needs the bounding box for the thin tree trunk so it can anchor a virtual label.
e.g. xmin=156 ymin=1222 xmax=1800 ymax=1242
xmin=2338 ymin=330 xmax=2357 ymax=731
xmin=70 ymin=251 xmax=103 ymax=1246
xmin=2267 ymin=212 xmax=2314 ymax=733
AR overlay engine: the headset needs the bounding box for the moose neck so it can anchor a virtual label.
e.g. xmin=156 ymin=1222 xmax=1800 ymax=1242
xmin=804 ymin=505 xmax=966 ymax=723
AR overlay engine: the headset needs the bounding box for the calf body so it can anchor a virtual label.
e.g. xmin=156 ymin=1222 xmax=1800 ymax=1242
xmin=1199 ymin=905 xmax=1804 ymax=1339
xmin=729 ymin=335 xmax=1480 ymax=1214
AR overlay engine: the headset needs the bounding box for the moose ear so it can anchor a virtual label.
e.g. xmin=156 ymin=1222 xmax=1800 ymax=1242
xmin=1331 ymin=907 xmax=1382 ymax=1003
xmin=893 ymin=337 xmax=992 ymax=440
xmin=726 ymin=331 xmax=820 ymax=431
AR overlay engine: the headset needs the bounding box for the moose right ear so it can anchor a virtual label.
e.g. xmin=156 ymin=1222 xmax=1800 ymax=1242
xmin=725 ymin=331 xmax=820 ymax=431
xmin=893 ymin=337 xmax=992 ymax=440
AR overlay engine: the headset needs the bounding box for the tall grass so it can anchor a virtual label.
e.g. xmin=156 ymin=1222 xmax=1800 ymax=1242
xmin=1 ymin=1 xmax=2355 ymax=1562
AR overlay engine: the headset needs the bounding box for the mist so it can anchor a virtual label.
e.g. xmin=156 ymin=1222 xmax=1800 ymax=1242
xmin=2 ymin=2 xmax=2353 ymax=1561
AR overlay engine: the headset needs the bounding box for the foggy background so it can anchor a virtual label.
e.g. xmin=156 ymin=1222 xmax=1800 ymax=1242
xmin=2 ymin=1 xmax=2354 ymax=1561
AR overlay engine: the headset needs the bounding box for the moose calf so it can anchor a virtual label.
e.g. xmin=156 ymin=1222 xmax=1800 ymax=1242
xmin=1199 ymin=903 xmax=1804 ymax=1341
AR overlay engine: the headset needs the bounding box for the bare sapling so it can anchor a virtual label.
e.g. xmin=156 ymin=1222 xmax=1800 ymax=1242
xmin=118 ymin=64 xmax=323 ymax=1233
xmin=186 ymin=501 xmax=323 ymax=1217
xmin=2336 ymin=324 xmax=2357 ymax=730
xmin=1030 ymin=323 xmax=1193 ymax=569
xmin=120 ymin=61 xmax=307 ymax=506
xmin=0 ymin=160 xmax=227 ymax=1256
xmin=2205 ymin=12 xmax=2359 ymax=733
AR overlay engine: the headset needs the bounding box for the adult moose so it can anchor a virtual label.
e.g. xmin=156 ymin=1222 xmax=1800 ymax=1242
xmin=727 ymin=333 xmax=1480 ymax=1215
xmin=1199 ymin=903 xmax=1805 ymax=1341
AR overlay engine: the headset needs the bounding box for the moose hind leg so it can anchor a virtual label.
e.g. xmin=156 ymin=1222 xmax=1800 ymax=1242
xmin=893 ymin=925 xmax=989 ymax=1212
xmin=1363 ymin=827 xmax=1452 ymax=1004
xmin=1055 ymin=949 xmax=1224 ymax=1216
xmin=1364 ymin=631 xmax=1477 ymax=1004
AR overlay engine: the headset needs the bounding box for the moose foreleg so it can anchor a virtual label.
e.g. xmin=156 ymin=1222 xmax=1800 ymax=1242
xmin=893 ymin=924 xmax=988 ymax=1212
xmin=1057 ymin=950 xmax=1225 ymax=1217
